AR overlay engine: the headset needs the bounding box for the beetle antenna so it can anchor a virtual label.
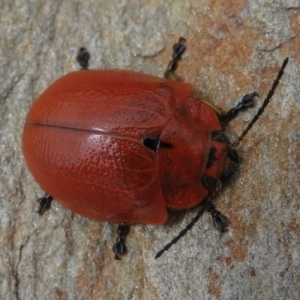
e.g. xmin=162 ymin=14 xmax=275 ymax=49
xmin=233 ymin=57 xmax=289 ymax=147
xmin=155 ymin=204 xmax=207 ymax=259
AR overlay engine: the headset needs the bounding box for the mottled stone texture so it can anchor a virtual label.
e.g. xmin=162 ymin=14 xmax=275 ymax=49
xmin=1 ymin=0 xmax=299 ymax=299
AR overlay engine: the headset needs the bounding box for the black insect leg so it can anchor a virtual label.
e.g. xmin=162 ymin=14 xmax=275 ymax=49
xmin=219 ymin=92 xmax=257 ymax=125
xmin=112 ymin=223 xmax=130 ymax=260
xmin=206 ymin=203 xmax=227 ymax=231
xmin=233 ymin=57 xmax=289 ymax=147
xmin=164 ymin=37 xmax=186 ymax=80
xmin=76 ymin=47 xmax=90 ymax=70
xmin=37 ymin=193 xmax=54 ymax=215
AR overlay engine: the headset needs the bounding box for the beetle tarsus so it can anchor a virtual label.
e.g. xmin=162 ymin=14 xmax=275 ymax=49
xmin=233 ymin=57 xmax=289 ymax=147
xmin=220 ymin=92 xmax=257 ymax=124
xmin=207 ymin=204 xmax=227 ymax=231
xmin=112 ymin=223 xmax=130 ymax=260
xmin=37 ymin=193 xmax=54 ymax=215
xmin=77 ymin=47 xmax=90 ymax=70
xmin=164 ymin=37 xmax=186 ymax=80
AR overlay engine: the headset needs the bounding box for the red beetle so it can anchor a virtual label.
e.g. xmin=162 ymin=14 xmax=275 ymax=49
xmin=22 ymin=38 xmax=288 ymax=259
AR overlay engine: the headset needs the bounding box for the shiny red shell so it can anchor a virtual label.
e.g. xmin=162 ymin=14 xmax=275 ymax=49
xmin=23 ymin=70 xmax=228 ymax=225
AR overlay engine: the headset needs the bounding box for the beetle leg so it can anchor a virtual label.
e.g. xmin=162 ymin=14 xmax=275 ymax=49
xmin=164 ymin=37 xmax=186 ymax=80
xmin=206 ymin=204 xmax=227 ymax=231
xmin=37 ymin=193 xmax=54 ymax=215
xmin=76 ymin=47 xmax=90 ymax=70
xmin=112 ymin=223 xmax=130 ymax=260
xmin=219 ymin=92 xmax=257 ymax=125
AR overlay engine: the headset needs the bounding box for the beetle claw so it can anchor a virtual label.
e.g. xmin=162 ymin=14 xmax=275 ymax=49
xmin=76 ymin=47 xmax=90 ymax=70
xmin=112 ymin=224 xmax=130 ymax=260
xmin=37 ymin=194 xmax=54 ymax=215
xmin=113 ymin=242 xmax=127 ymax=260
xmin=164 ymin=37 xmax=186 ymax=80
xmin=207 ymin=204 xmax=227 ymax=231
